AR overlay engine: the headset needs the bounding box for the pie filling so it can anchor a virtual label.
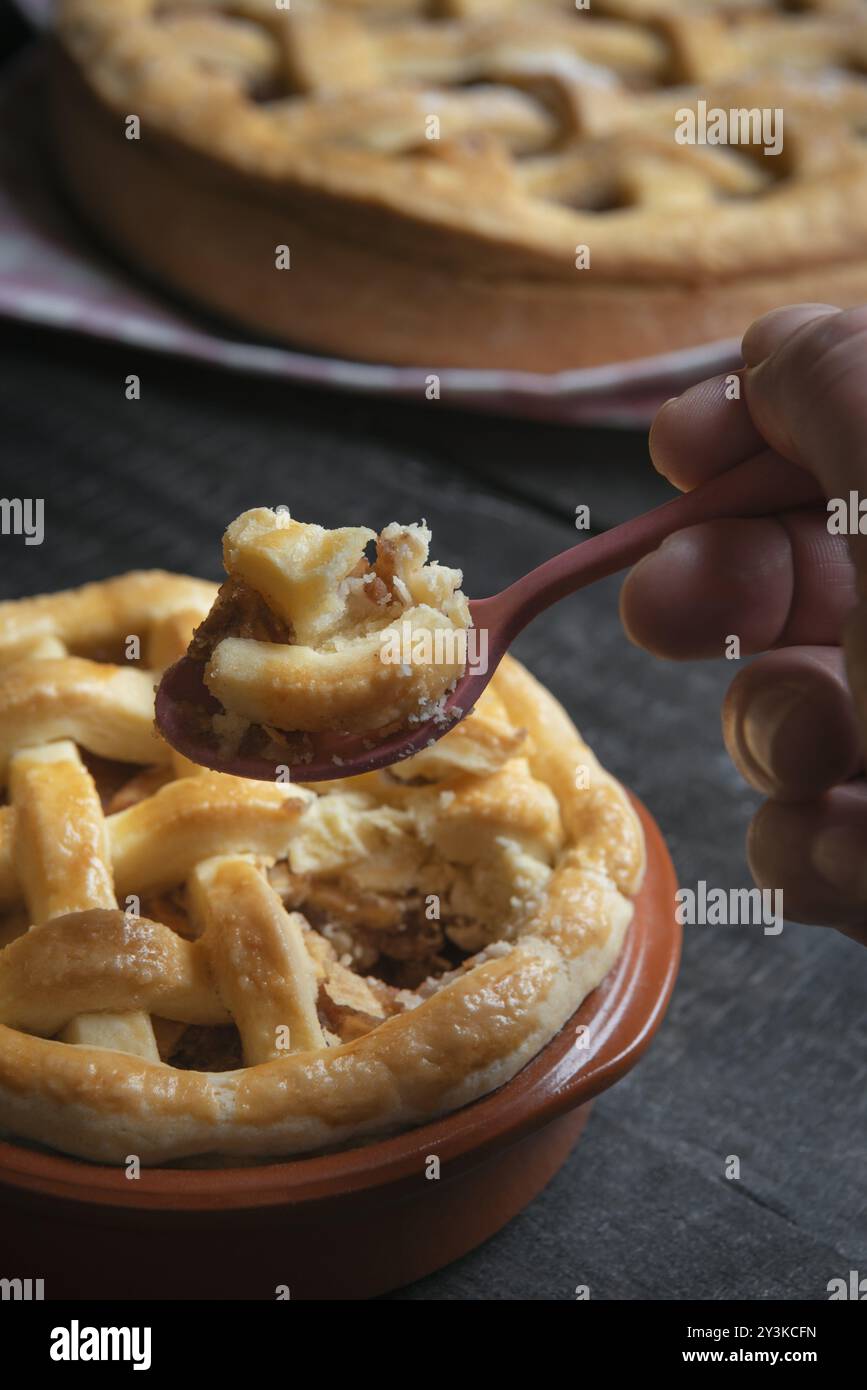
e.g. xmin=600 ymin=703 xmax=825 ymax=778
xmin=186 ymin=509 xmax=473 ymax=755
xmin=46 ymin=686 xmax=557 ymax=1071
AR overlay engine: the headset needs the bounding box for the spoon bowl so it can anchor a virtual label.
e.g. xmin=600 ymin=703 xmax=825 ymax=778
xmin=155 ymin=600 xmax=500 ymax=782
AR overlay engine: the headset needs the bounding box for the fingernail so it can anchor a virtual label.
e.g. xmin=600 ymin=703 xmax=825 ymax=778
xmin=626 ymin=531 xmax=689 ymax=580
xmin=811 ymin=825 xmax=867 ymax=900
xmin=741 ymin=685 xmax=807 ymax=784
xmin=742 ymin=349 xmax=767 ymax=371
xmin=651 ymin=397 xmax=680 ymax=431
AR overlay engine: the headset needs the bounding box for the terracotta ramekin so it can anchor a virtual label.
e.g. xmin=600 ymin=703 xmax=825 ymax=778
xmin=0 ymin=795 xmax=679 ymax=1300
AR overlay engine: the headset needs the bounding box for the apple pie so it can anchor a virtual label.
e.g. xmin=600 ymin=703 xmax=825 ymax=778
xmin=186 ymin=508 xmax=472 ymax=752
xmin=51 ymin=0 xmax=867 ymax=371
xmin=0 ymin=570 xmax=644 ymax=1164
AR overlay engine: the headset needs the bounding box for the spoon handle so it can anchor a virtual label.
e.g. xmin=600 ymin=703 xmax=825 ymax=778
xmin=473 ymin=451 xmax=822 ymax=639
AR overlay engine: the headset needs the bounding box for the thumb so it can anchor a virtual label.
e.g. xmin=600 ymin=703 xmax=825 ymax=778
xmin=745 ymin=303 xmax=867 ymax=752
xmin=745 ymin=305 xmax=867 ymax=539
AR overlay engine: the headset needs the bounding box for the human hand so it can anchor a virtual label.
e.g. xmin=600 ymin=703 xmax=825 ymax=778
xmin=621 ymin=304 xmax=867 ymax=946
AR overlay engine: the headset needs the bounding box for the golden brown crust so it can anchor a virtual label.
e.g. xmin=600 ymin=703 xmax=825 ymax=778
xmin=0 ymin=569 xmax=217 ymax=661
xmin=0 ymin=570 xmax=644 ymax=1164
xmin=50 ymin=1 xmax=867 ymax=370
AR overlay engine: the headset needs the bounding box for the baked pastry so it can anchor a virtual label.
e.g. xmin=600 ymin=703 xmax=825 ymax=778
xmin=186 ymin=509 xmax=471 ymax=751
xmin=51 ymin=1 xmax=867 ymax=371
xmin=0 ymin=570 xmax=643 ymax=1164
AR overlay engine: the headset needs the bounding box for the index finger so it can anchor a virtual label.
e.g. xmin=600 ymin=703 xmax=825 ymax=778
xmin=649 ymin=372 xmax=765 ymax=491
xmin=650 ymin=304 xmax=844 ymax=493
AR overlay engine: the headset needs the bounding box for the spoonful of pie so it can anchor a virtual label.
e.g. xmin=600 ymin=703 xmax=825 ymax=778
xmin=156 ymin=455 xmax=820 ymax=783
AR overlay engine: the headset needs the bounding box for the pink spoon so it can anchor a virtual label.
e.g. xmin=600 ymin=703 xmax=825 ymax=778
xmin=156 ymin=453 xmax=821 ymax=782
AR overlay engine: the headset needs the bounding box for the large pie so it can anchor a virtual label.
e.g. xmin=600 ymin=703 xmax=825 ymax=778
xmin=50 ymin=0 xmax=867 ymax=371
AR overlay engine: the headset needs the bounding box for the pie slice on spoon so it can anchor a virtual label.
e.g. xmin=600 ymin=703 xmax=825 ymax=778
xmin=156 ymin=508 xmax=483 ymax=781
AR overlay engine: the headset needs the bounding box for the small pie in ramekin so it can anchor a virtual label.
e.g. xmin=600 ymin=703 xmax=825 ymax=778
xmin=0 ymin=562 xmax=646 ymax=1164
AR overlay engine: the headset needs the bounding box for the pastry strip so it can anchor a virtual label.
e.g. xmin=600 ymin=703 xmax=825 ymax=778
xmin=189 ymin=855 xmax=326 ymax=1063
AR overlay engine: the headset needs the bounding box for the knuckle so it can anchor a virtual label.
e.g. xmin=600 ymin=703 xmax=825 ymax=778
xmin=783 ymin=308 xmax=867 ymax=395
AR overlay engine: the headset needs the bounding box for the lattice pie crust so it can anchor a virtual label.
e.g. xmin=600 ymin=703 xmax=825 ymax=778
xmin=52 ymin=1 xmax=867 ymax=370
xmin=0 ymin=571 xmax=643 ymax=1164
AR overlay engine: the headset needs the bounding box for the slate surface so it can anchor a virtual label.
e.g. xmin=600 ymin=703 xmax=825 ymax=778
xmin=0 ymin=322 xmax=864 ymax=1302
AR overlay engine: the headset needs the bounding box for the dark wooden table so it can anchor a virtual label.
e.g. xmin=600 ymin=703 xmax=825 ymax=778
xmin=1 ymin=316 xmax=864 ymax=1301
xmin=2 ymin=0 xmax=865 ymax=1304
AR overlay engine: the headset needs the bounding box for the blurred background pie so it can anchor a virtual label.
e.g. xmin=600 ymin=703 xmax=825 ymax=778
xmin=50 ymin=0 xmax=867 ymax=370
